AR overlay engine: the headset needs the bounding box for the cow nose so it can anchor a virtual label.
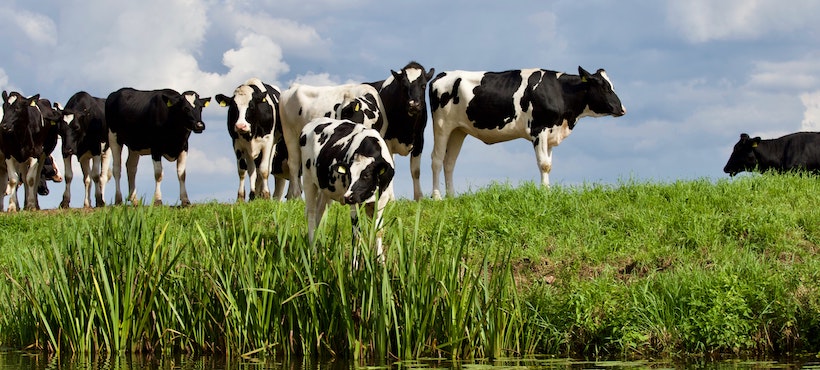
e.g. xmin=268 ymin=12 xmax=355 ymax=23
xmin=407 ymin=100 xmax=421 ymax=115
xmin=235 ymin=122 xmax=250 ymax=133
xmin=194 ymin=122 xmax=205 ymax=133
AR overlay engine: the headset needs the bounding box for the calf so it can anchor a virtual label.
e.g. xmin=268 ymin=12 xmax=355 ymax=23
xmin=280 ymin=83 xmax=386 ymax=199
xmin=366 ymin=61 xmax=435 ymax=200
xmin=57 ymin=91 xmax=110 ymax=208
xmin=0 ymin=91 xmax=61 ymax=211
xmin=723 ymin=132 xmax=820 ymax=176
xmin=428 ymin=66 xmax=626 ymax=199
xmin=215 ymin=78 xmax=281 ymax=201
xmin=106 ymin=88 xmax=211 ymax=206
xmin=300 ymin=118 xmax=395 ymax=259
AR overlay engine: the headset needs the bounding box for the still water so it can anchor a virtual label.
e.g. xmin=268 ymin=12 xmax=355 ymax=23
xmin=0 ymin=352 xmax=817 ymax=370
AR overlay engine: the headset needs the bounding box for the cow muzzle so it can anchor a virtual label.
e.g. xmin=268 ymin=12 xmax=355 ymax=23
xmin=407 ymin=100 xmax=422 ymax=116
xmin=193 ymin=122 xmax=205 ymax=133
xmin=235 ymin=122 xmax=251 ymax=134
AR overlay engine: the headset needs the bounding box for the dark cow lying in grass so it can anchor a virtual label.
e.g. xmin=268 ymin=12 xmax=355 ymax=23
xmin=723 ymin=132 xmax=820 ymax=176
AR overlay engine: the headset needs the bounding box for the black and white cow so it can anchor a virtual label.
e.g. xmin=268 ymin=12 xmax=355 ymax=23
xmin=723 ymin=132 xmax=820 ymax=176
xmin=215 ymin=78 xmax=281 ymax=201
xmin=428 ymin=66 xmax=626 ymax=199
xmin=280 ymin=83 xmax=386 ymax=199
xmin=366 ymin=61 xmax=435 ymax=200
xmin=57 ymin=91 xmax=110 ymax=208
xmin=106 ymin=88 xmax=211 ymax=206
xmin=0 ymin=91 xmax=61 ymax=211
xmin=300 ymin=117 xmax=395 ymax=258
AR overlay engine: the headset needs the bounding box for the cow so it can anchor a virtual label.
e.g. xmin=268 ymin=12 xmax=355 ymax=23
xmin=106 ymin=88 xmax=211 ymax=206
xmin=215 ymin=78 xmax=281 ymax=202
xmin=57 ymin=91 xmax=110 ymax=208
xmin=723 ymin=132 xmax=820 ymax=176
xmin=299 ymin=117 xmax=395 ymax=261
xmin=280 ymin=83 xmax=386 ymax=200
xmin=428 ymin=66 xmax=626 ymax=199
xmin=37 ymin=154 xmax=63 ymax=196
xmin=270 ymin=138 xmax=291 ymax=200
xmin=366 ymin=61 xmax=435 ymax=200
xmin=0 ymin=91 xmax=61 ymax=211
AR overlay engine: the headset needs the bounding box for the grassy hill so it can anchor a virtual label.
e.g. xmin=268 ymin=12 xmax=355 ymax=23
xmin=1 ymin=175 xmax=819 ymax=359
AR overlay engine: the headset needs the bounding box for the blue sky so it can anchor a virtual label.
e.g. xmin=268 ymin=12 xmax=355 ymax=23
xmin=2 ymin=0 xmax=820 ymax=208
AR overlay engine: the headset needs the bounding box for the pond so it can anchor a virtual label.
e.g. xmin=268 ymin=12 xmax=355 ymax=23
xmin=0 ymin=352 xmax=817 ymax=370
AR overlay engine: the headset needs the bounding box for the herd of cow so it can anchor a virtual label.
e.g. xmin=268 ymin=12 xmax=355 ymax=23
xmin=3 ymin=60 xmax=817 ymax=247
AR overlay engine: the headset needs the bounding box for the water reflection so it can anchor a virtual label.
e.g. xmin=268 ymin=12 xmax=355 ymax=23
xmin=0 ymin=352 xmax=816 ymax=370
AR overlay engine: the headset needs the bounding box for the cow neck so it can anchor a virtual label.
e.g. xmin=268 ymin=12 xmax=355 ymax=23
xmin=557 ymin=75 xmax=589 ymax=129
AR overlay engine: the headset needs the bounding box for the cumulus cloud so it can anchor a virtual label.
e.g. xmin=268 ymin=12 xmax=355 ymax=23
xmin=801 ymin=92 xmax=820 ymax=131
xmin=667 ymin=0 xmax=820 ymax=43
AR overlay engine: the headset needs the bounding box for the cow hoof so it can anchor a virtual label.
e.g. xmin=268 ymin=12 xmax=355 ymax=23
xmin=431 ymin=191 xmax=443 ymax=201
xmin=153 ymin=199 xmax=163 ymax=206
xmin=180 ymin=200 xmax=191 ymax=207
xmin=59 ymin=201 xmax=70 ymax=209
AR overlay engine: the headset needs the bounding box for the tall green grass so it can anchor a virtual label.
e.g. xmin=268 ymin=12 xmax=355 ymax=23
xmin=1 ymin=174 xmax=820 ymax=359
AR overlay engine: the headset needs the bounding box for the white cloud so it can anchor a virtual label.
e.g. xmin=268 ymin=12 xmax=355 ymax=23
xmin=667 ymin=0 xmax=820 ymax=43
xmin=801 ymin=92 xmax=820 ymax=131
xmin=221 ymin=33 xmax=290 ymax=87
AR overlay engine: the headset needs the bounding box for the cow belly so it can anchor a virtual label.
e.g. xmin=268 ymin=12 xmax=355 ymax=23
xmin=235 ymin=134 xmax=273 ymax=159
xmin=462 ymin=123 xmax=531 ymax=145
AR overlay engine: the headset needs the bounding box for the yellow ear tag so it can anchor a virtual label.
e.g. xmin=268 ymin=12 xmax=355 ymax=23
xmin=752 ymin=142 xmax=758 ymax=148
xmin=355 ymin=103 xmax=360 ymax=112
xmin=379 ymin=167 xmax=386 ymax=175
xmin=30 ymin=100 xmax=37 ymax=107
xmin=337 ymin=166 xmax=347 ymax=174
xmin=166 ymin=100 xmax=174 ymax=108
xmin=50 ymin=120 xmax=56 ymax=126
xmin=204 ymin=101 xmax=210 ymax=107
xmin=219 ymin=101 xmax=227 ymax=107
xmin=580 ymin=76 xmax=588 ymax=83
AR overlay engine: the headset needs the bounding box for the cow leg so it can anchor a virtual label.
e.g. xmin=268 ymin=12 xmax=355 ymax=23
xmin=410 ymin=153 xmax=423 ymax=201
xmin=246 ymin=154 xmax=259 ymax=201
xmin=0 ymin=160 xmax=6 ymax=212
xmin=125 ymin=151 xmax=140 ymax=205
xmin=272 ymin=176 xmax=287 ymax=201
xmin=94 ymin=147 xmax=110 ymax=207
xmin=176 ymin=151 xmax=190 ymax=207
xmin=109 ymin=132 xmax=124 ymax=205
xmin=61 ymin=156 xmax=74 ymax=208
xmin=533 ymin=134 xmax=552 ymax=187
xmin=80 ymin=154 xmax=93 ymax=208
xmin=236 ymin=155 xmax=248 ymax=202
xmin=443 ymin=129 xmax=468 ymax=198
xmin=430 ymin=124 xmax=452 ymax=200
xmin=303 ymin=181 xmax=323 ymax=245
xmin=283 ymin=130 xmax=303 ymax=200
xmin=24 ymin=158 xmax=42 ymax=210
xmin=6 ymin=159 xmax=21 ymax=212
xmin=150 ymin=159 xmax=164 ymax=206
xmin=256 ymin=139 xmax=274 ymax=200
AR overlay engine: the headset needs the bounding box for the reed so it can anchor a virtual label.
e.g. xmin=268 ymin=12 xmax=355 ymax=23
xmin=1 ymin=174 xmax=820 ymax=359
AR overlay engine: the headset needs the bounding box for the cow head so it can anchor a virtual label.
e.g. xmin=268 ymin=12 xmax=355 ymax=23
xmin=336 ymin=93 xmax=379 ymax=126
xmin=389 ymin=62 xmax=435 ymax=117
xmin=216 ymin=84 xmax=271 ymax=135
xmin=59 ymin=107 xmax=91 ymax=157
xmin=723 ymin=133 xmax=761 ymax=176
xmin=164 ymin=91 xmax=210 ymax=134
xmin=339 ymin=137 xmax=395 ymax=205
xmin=578 ymin=67 xmax=626 ymax=118
xmin=1 ymin=91 xmax=39 ymax=133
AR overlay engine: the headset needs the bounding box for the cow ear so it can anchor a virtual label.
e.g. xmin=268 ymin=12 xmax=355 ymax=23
xmin=162 ymin=95 xmax=174 ymax=108
xmin=751 ymin=137 xmax=762 ymax=148
xmin=391 ymin=69 xmax=402 ymax=80
xmin=426 ymin=68 xmax=435 ymax=81
xmin=1 ymin=91 xmax=7 ymax=102
xmin=215 ymin=94 xmax=231 ymax=107
xmin=578 ymin=66 xmax=592 ymax=82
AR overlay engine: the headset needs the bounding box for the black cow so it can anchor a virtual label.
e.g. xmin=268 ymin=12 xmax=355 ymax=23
xmin=366 ymin=61 xmax=435 ymax=200
xmin=57 ymin=91 xmax=110 ymax=208
xmin=0 ymin=91 xmax=61 ymax=211
xmin=723 ymin=132 xmax=820 ymax=176
xmin=106 ymin=88 xmax=211 ymax=206
xmin=300 ymin=117 xmax=395 ymax=260
xmin=215 ymin=78 xmax=281 ymax=201
xmin=428 ymin=66 xmax=626 ymax=199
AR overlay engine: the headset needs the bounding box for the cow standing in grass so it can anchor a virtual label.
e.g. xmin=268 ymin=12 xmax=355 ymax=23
xmin=300 ymin=118 xmax=395 ymax=260
xmin=428 ymin=66 xmax=626 ymax=199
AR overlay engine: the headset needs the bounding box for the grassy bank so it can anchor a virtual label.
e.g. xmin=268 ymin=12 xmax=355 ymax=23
xmin=1 ymin=175 xmax=819 ymax=360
